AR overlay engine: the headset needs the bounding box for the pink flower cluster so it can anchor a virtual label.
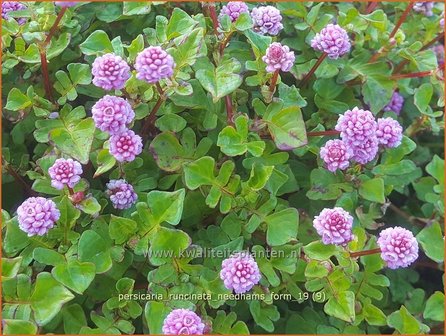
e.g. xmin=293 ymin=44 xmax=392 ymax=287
xmin=54 ymin=1 xmax=78 ymax=8
xmin=135 ymin=46 xmax=175 ymax=84
xmin=219 ymin=1 xmax=249 ymax=23
xmin=106 ymin=179 xmax=138 ymax=209
xmin=262 ymin=42 xmax=295 ymax=73
xmin=251 ymin=6 xmax=283 ymax=35
xmin=1 ymin=1 xmax=27 ymax=25
xmin=313 ymin=207 xmax=353 ymax=246
xmin=17 ymin=197 xmax=60 ymax=236
xmin=109 ymin=129 xmax=143 ymax=162
xmin=377 ymin=227 xmax=419 ymax=269
xmin=220 ymin=252 xmax=261 ymax=294
xmin=311 ymin=24 xmax=351 ymax=59
xmin=162 ymin=309 xmax=205 ymax=335
xmin=384 ymin=91 xmax=404 ymax=115
xmin=320 ymin=139 xmax=353 ymax=172
xmin=48 ymin=158 xmax=83 ymax=190
xmin=329 ymin=107 xmax=403 ymax=167
xmin=92 ymin=95 xmax=135 ymax=135
xmin=92 ymin=53 xmax=131 ymax=91
xmin=413 ymin=2 xmax=434 ymax=17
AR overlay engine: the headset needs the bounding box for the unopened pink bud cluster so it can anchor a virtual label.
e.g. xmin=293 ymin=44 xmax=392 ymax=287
xmin=384 ymin=91 xmax=404 ymax=115
xmin=319 ymin=107 xmax=403 ymax=171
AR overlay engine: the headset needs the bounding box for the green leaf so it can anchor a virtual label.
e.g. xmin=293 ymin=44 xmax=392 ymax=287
xmin=144 ymin=302 xmax=170 ymax=334
xmin=265 ymin=208 xmax=299 ymax=246
xmin=263 ymin=100 xmax=307 ymax=150
xmin=217 ymin=115 xmax=265 ymax=157
xmin=414 ymin=83 xmax=433 ymax=114
xmin=30 ymin=272 xmax=74 ymax=326
xmin=5 ymin=88 xmax=32 ymax=111
xmin=416 ymin=222 xmax=444 ymax=263
xmin=249 ymin=301 xmax=280 ymax=332
xmin=62 ymin=304 xmax=88 ymax=334
xmin=303 ymin=241 xmax=337 ymax=260
xmin=109 ymin=215 xmax=138 ymax=244
xmin=149 ymin=132 xmax=185 ymax=172
xmin=363 ymin=302 xmax=387 ymax=326
xmin=423 ymin=291 xmax=444 ymax=321
xmin=149 ymin=227 xmax=191 ymax=265
xmin=50 ymin=118 xmax=95 ymax=164
xmin=171 ymin=28 xmax=204 ymax=70
xmin=324 ymin=291 xmax=355 ymax=323
xmin=426 ymin=155 xmax=444 ymax=186
xmin=359 ymin=178 xmax=385 ymax=203
xmin=33 ymin=248 xmax=65 ymax=266
xmin=52 ymin=260 xmax=96 ymax=294
xmin=2 ymin=256 xmax=23 ymax=279
xmin=196 ymin=58 xmax=243 ymax=102
xmin=234 ymin=12 xmax=253 ymax=31
xmin=166 ymin=8 xmax=197 ymax=40
xmin=79 ymin=30 xmax=113 ymax=55
xmin=123 ymin=2 xmax=151 ymax=15
xmin=146 ymin=189 xmax=185 ymax=226
xmin=94 ymin=149 xmax=116 ymax=177
xmin=387 ymin=306 xmax=429 ymax=334
xmin=78 ymin=230 xmax=112 ymax=273
xmin=3 ymin=319 xmax=38 ymax=335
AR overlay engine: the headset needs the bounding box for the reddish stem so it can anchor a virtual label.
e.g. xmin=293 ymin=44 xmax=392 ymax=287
xmin=67 ymin=187 xmax=74 ymax=195
xmin=391 ymin=70 xmax=433 ymax=80
xmin=219 ymin=31 xmax=234 ymax=56
xmin=307 ymin=130 xmax=341 ymax=137
xmin=365 ymin=2 xmax=378 ymax=14
xmin=45 ymin=7 xmax=67 ymax=46
xmin=207 ymin=3 xmax=219 ymax=35
xmin=39 ymin=50 xmax=54 ymax=103
xmin=3 ymin=161 xmax=36 ymax=197
xmin=269 ymin=70 xmax=280 ymax=93
xmin=350 ymin=248 xmax=381 ymax=258
xmin=299 ymin=53 xmax=327 ymax=88
xmin=225 ymin=95 xmax=234 ymax=126
xmin=141 ymin=96 xmax=164 ymax=140
xmin=389 ymin=2 xmax=415 ymax=40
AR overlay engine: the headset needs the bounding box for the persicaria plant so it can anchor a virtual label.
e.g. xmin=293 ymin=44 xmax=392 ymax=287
xmin=2 ymin=1 xmax=445 ymax=335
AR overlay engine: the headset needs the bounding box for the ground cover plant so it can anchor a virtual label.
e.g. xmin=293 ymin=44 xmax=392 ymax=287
xmin=1 ymin=1 xmax=445 ymax=334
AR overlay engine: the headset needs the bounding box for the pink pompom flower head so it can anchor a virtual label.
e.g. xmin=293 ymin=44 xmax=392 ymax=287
xmin=55 ymin=1 xmax=78 ymax=8
xmin=92 ymin=53 xmax=131 ymax=91
xmin=311 ymin=23 xmax=351 ymax=59
xmin=109 ymin=129 xmax=143 ymax=162
xmin=413 ymin=2 xmax=434 ymax=17
xmin=384 ymin=91 xmax=404 ymax=115
xmin=106 ymin=179 xmax=138 ymax=210
xmin=219 ymin=1 xmax=249 ymax=23
xmin=320 ymin=139 xmax=353 ymax=172
xmin=17 ymin=197 xmax=60 ymax=236
xmin=377 ymin=226 xmax=419 ymax=269
xmin=220 ymin=251 xmax=261 ymax=294
xmin=162 ymin=309 xmax=205 ymax=335
xmin=313 ymin=207 xmax=353 ymax=246
xmin=376 ymin=117 xmax=403 ymax=148
xmin=48 ymin=158 xmax=83 ymax=190
xmin=1 ymin=1 xmax=27 ymax=25
xmin=262 ymin=42 xmax=295 ymax=73
xmin=251 ymin=6 xmax=283 ymax=36
xmin=335 ymin=107 xmax=377 ymax=147
xmin=135 ymin=46 xmax=175 ymax=84
xmin=92 ymin=95 xmax=135 ymax=135
xmin=351 ymin=136 xmax=379 ymax=164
